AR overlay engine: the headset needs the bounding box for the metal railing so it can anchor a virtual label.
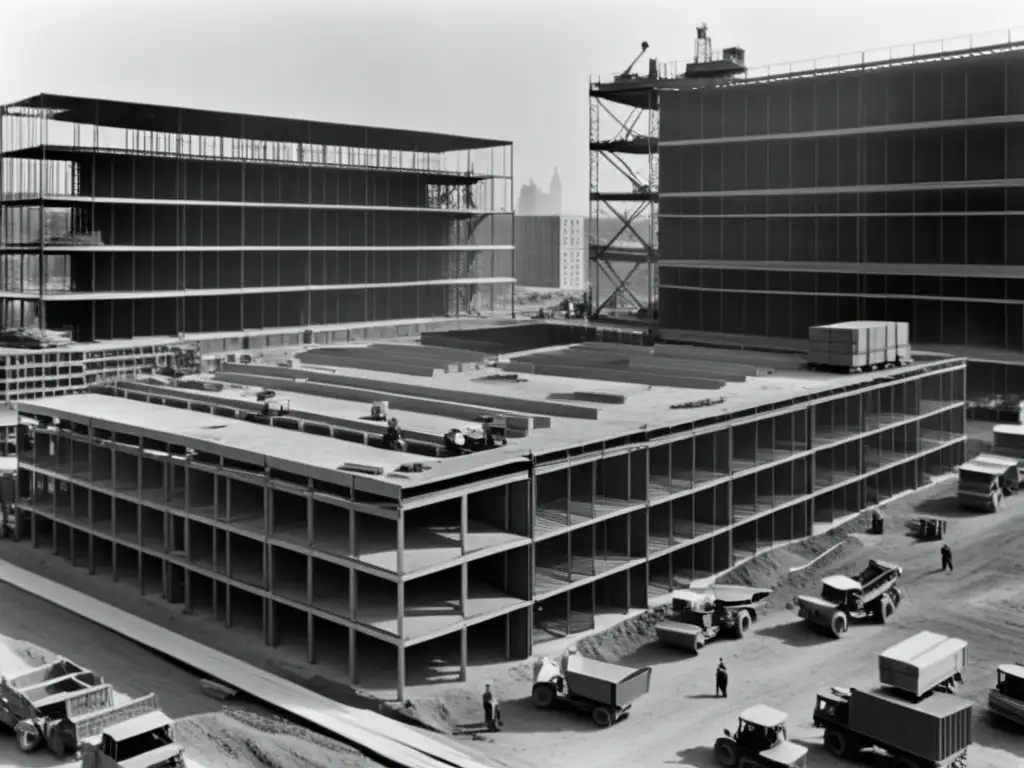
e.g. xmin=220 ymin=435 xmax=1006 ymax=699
xmin=591 ymin=26 xmax=1024 ymax=87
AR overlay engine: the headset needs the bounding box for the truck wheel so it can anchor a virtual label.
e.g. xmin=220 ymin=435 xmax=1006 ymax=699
xmin=823 ymin=727 xmax=849 ymax=757
xmin=877 ymin=596 xmax=894 ymax=623
xmin=15 ymin=723 xmax=42 ymax=753
xmin=734 ymin=610 xmax=752 ymax=639
xmin=531 ymin=683 xmax=556 ymax=709
xmin=829 ymin=612 xmax=848 ymax=639
xmin=591 ymin=706 xmax=613 ymax=728
xmin=689 ymin=634 xmax=705 ymax=654
xmin=889 ymin=588 xmax=903 ymax=609
xmin=713 ymin=738 xmax=739 ymax=767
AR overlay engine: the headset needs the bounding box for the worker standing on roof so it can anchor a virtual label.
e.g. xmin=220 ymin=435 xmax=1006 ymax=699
xmin=716 ymin=659 xmax=729 ymax=698
xmin=941 ymin=544 xmax=954 ymax=572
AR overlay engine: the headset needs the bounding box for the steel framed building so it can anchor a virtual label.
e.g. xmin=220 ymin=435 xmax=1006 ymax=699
xmin=0 ymin=94 xmax=514 ymax=346
xmin=12 ymin=335 xmax=965 ymax=699
xmin=656 ymin=30 xmax=1024 ymax=397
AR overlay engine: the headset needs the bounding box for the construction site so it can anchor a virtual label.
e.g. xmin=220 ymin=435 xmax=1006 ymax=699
xmin=7 ymin=320 xmax=967 ymax=700
xmin=0 ymin=94 xmax=514 ymax=401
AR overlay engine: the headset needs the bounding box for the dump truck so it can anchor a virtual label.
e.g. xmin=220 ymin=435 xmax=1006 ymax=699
xmin=80 ymin=710 xmax=185 ymax=768
xmin=0 ymin=658 xmax=173 ymax=758
xmin=879 ymin=631 xmax=968 ymax=699
xmin=531 ymin=650 xmax=651 ymax=727
xmin=989 ymin=663 xmax=1024 ymax=727
xmin=992 ymin=424 xmax=1024 ymax=481
xmin=956 ymin=460 xmax=1005 ymax=513
xmin=713 ymin=704 xmax=808 ymax=767
xmin=795 ymin=559 xmax=904 ymax=638
xmin=655 ymin=585 xmax=771 ymax=653
xmin=813 ymin=686 xmax=971 ymax=767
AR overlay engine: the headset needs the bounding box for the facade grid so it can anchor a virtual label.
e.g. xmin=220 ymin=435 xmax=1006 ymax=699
xmin=14 ymin=356 xmax=966 ymax=699
xmin=0 ymin=94 xmax=514 ymax=344
xmin=657 ymin=36 xmax=1024 ymax=396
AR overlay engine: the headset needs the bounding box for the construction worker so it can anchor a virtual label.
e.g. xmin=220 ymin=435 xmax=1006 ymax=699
xmin=871 ymin=508 xmax=884 ymax=535
xmin=482 ymin=684 xmax=502 ymax=731
xmin=941 ymin=544 xmax=954 ymax=572
xmin=716 ymin=659 xmax=729 ymax=698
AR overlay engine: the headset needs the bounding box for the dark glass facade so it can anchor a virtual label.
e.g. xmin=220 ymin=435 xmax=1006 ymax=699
xmin=657 ymin=47 xmax=1024 ymax=396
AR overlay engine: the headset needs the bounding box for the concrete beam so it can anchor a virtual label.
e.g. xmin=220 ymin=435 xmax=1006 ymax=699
xmin=522 ymin=362 xmax=726 ymax=390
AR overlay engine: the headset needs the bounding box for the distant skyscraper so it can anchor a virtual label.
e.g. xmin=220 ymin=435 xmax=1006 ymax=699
xmin=516 ymin=168 xmax=563 ymax=215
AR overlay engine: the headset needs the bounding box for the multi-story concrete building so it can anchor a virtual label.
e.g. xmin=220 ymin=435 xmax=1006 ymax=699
xmin=0 ymin=94 xmax=513 ymax=397
xmin=558 ymin=215 xmax=586 ymax=291
xmin=13 ymin=330 xmax=966 ymax=698
xmin=503 ymin=214 xmax=587 ymax=291
xmin=656 ymin=32 xmax=1024 ymax=397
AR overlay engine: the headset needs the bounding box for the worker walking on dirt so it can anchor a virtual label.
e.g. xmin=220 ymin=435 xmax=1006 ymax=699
xmin=716 ymin=659 xmax=729 ymax=698
xmin=482 ymin=684 xmax=502 ymax=731
xmin=941 ymin=544 xmax=954 ymax=572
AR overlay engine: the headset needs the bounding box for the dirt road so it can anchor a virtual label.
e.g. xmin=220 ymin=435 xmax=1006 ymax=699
xmin=472 ymin=479 xmax=1024 ymax=768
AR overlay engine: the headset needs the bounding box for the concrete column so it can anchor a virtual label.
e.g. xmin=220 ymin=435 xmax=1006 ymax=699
xmin=225 ymin=585 xmax=233 ymax=629
xmin=396 ymin=511 xmax=405 ymax=575
xmin=349 ymin=510 xmax=357 ymax=558
xmin=460 ymin=627 xmax=468 ymax=682
xmin=460 ymin=495 xmax=468 ymax=555
xmin=349 ymin=627 xmax=358 ymax=683
xmin=265 ymin=542 xmax=273 ymax=593
xmin=307 ymin=612 xmax=315 ymax=664
xmin=460 ymin=563 xmax=468 ymax=616
xmin=396 ymin=645 xmax=406 ymax=703
xmin=266 ymin=484 xmax=274 ymax=537
xmin=307 ymin=493 xmax=314 ymax=547
xmin=184 ymin=570 xmax=192 ymax=613
xmin=564 ymin=468 xmax=571 ymax=524
xmin=397 ymin=580 xmax=405 ymax=641
xmin=225 ymin=471 xmax=232 ymax=523
xmin=184 ymin=464 xmax=191 ymax=517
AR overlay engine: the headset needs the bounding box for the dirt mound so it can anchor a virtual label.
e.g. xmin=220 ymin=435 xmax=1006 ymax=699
xmin=176 ymin=710 xmax=374 ymax=768
xmin=573 ymin=516 xmax=870 ymax=665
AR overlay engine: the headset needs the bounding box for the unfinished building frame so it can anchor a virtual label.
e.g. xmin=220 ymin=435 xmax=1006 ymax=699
xmin=13 ymin=354 xmax=965 ymax=699
xmin=656 ymin=30 xmax=1024 ymax=396
xmin=0 ymin=94 xmax=514 ymax=343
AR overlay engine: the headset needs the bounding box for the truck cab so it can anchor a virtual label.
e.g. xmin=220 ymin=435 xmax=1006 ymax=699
xmin=957 ymin=461 xmax=1005 ymax=513
xmin=81 ymin=711 xmax=184 ymax=768
xmin=989 ymin=663 xmax=1024 ymax=727
xmin=715 ymin=705 xmax=808 ymax=767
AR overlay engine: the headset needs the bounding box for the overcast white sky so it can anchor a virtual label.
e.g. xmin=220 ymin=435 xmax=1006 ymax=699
xmin=2 ymin=0 xmax=1022 ymax=214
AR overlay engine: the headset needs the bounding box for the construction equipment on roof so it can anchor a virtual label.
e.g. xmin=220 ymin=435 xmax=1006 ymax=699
xmin=615 ymin=41 xmax=651 ymax=82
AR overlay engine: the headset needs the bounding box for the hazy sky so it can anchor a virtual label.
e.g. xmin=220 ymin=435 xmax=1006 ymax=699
xmin=3 ymin=0 xmax=1022 ymax=214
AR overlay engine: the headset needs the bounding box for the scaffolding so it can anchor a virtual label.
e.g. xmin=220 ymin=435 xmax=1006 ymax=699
xmin=588 ymin=28 xmax=746 ymax=320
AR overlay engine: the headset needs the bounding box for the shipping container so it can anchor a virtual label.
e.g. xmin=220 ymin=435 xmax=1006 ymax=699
xmin=807 ymin=321 xmax=911 ymax=370
xmin=565 ymin=654 xmax=652 ymax=708
xmin=848 ymin=687 xmax=972 ymax=762
xmin=879 ymin=632 xmax=968 ymax=698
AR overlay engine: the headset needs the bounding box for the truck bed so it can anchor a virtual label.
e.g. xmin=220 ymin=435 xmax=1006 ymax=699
xmin=848 ymin=687 xmax=971 ymax=762
xmin=70 ymin=693 xmax=161 ymax=746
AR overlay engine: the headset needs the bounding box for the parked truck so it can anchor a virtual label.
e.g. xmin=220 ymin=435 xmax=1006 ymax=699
xmin=956 ymin=460 xmax=1005 ymax=513
xmin=992 ymin=424 xmax=1024 ymax=481
xmin=531 ymin=650 xmax=651 ymax=727
xmin=655 ymin=586 xmax=771 ymax=654
xmin=971 ymin=453 xmax=1020 ymax=494
xmin=713 ymin=704 xmax=808 ymax=767
xmin=812 ymin=686 xmax=970 ymax=767
xmin=0 ymin=658 xmax=179 ymax=759
xmin=989 ymin=663 xmax=1024 ymax=728
xmin=808 ymin=321 xmax=910 ymax=372
xmin=879 ymin=631 xmax=968 ymax=699
xmin=795 ymin=560 xmax=904 ymax=638
xmin=80 ymin=710 xmax=185 ymax=768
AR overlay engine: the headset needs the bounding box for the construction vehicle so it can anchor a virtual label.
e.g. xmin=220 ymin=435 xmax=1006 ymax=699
xmin=971 ymin=453 xmax=1019 ymax=494
xmin=0 ymin=658 xmax=170 ymax=757
xmin=909 ymin=517 xmax=947 ymax=541
xmin=813 ymin=686 xmax=970 ymax=767
xmin=991 ymin=424 xmax=1024 ymax=479
xmin=442 ymin=417 xmax=508 ymax=456
xmin=989 ymin=663 xmax=1024 ymax=727
xmin=531 ymin=649 xmax=651 ymax=727
xmin=879 ymin=632 xmax=968 ymax=699
xmin=795 ymin=560 xmax=904 ymax=638
xmin=956 ymin=460 xmax=1005 ymax=513
xmin=655 ymin=586 xmax=771 ymax=654
xmin=80 ymin=710 xmax=185 ymax=768
xmin=614 ymin=41 xmax=650 ymax=82
xmin=713 ymin=704 xmax=808 ymax=767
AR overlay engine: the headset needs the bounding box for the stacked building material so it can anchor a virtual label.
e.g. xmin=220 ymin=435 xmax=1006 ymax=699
xmin=807 ymin=321 xmax=910 ymax=371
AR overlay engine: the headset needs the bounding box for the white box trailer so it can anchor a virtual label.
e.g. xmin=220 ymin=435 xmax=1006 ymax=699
xmin=992 ymin=425 xmax=1024 ymax=482
xmin=879 ymin=631 xmax=968 ymax=699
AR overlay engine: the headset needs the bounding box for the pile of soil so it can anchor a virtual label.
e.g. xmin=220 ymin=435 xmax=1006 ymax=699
xmin=176 ymin=710 xmax=374 ymax=768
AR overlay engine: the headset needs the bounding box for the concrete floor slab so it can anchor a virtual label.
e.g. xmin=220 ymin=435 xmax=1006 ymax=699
xmin=360 ymin=583 xmax=525 ymax=640
xmin=356 ymin=522 xmax=527 ymax=575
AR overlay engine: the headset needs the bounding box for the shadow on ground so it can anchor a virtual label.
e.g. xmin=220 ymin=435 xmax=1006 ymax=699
xmin=670 ymin=745 xmax=716 ymax=766
xmin=910 ymin=496 xmax=978 ymax=519
xmin=616 ymin=641 xmax=695 ymax=668
xmin=477 ymin=696 xmax=599 ymax=735
xmin=754 ymin=620 xmax=832 ymax=648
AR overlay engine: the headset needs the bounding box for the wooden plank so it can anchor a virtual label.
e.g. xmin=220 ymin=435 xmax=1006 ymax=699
xmin=0 ymin=561 xmax=495 ymax=768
